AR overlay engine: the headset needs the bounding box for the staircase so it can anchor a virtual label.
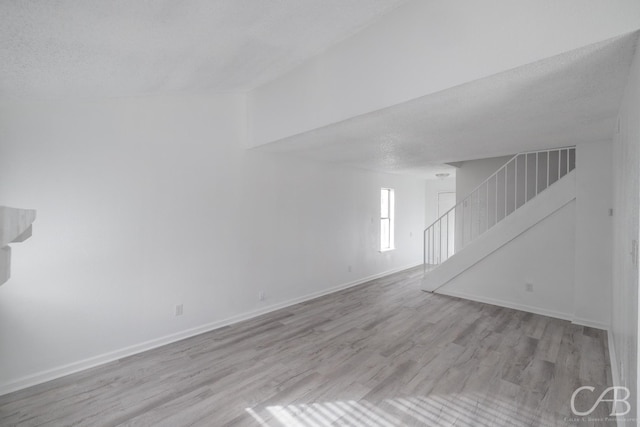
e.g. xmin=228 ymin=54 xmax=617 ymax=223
xmin=423 ymin=147 xmax=576 ymax=292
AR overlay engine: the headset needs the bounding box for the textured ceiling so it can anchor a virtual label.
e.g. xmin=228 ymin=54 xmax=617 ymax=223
xmin=0 ymin=0 xmax=407 ymax=99
xmin=257 ymin=32 xmax=640 ymax=179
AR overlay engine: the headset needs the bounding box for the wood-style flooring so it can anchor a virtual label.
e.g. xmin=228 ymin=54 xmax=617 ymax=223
xmin=0 ymin=266 xmax=613 ymax=426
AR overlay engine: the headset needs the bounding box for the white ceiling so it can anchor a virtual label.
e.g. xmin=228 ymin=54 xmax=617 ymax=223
xmin=0 ymin=0 xmax=408 ymax=99
xmin=3 ymin=2 xmax=637 ymax=180
xmin=256 ymin=31 xmax=640 ymax=179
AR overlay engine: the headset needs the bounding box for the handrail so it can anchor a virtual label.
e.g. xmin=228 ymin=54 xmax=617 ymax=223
xmin=424 ymin=153 xmax=519 ymax=232
xmin=423 ymin=146 xmax=576 ymax=233
xmin=423 ymin=146 xmax=576 ymax=270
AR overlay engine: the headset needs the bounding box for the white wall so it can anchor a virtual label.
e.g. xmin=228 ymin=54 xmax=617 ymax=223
xmin=611 ymin=43 xmax=640 ymax=420
xmin=0 ymin=94 xmax=426 ymax=393
xmin=432 ymin=143 xmax=614 ymax=330
xmin=455 ymin=156 xmax=512 ymax=203
xmin=454 ymin=156 xmax=511 ymax=251
xmin=249 ymin=0 xmax=640 ymax=146
xmin=573 ymin=142 xmax=613 ymax=328
xmin=425 ymin=177 xmax=455 ymax=227
xmin=438 ymin=201 xmax=576 ymax=319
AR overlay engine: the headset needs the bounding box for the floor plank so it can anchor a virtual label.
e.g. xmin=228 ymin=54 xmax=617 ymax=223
xmin=0 ymin=266 xmax=614 ymax=426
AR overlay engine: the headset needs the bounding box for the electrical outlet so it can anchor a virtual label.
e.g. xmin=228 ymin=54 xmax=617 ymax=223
xmin=348 ymin=265 xmax=352 ymax=272
xmin=175 ymin=304 xmax=183 ymax=316
xmin=258 ymin=291 xmax=266 ymax=301
xmin=525 ymin=283 xmax=534 ymax=292
xmin=410 ymin=231 xmax=413 ymax=237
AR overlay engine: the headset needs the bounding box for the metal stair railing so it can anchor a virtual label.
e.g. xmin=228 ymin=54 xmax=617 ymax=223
xmin=424 ymin=147 xmax=576 ymax=271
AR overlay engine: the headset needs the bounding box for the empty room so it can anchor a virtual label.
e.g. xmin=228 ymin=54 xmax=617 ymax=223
xmin=1 ymin=1 xmax=639 ymax=426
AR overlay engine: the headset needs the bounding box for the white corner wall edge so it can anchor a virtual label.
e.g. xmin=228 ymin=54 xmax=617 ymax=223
xmin=607 ymin=329 xmax=624 ymax=427
xmin=0 ymin=261 xmax=421 ymax=397
xmin=422 ymin=170 xmax=576 ymax=293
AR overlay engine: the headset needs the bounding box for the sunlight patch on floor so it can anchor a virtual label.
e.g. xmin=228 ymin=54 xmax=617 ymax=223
xmin=245 ymin=392 xmax=558 ymax=426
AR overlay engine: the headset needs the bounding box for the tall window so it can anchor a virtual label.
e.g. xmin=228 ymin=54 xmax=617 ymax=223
xmin=380 ymin=188 xmax=395 ymax=251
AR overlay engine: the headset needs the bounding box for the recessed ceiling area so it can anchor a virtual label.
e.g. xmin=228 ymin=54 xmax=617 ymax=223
xmin=256 ymin=31 xmax=639 ymax=179
xmin=0 ymin=0 xmax=408 ymax=99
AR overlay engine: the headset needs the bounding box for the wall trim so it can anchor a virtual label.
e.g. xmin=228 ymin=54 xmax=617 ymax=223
xmin=435 ymin=287 xmax=574 ymax=323
xmin=0 ymin=262 xmax=421 ymax=397
xmin=607 ymin=329 xmax=624 ymax=427
xmin=571 ymin=317 xmax=610 ymax=331
xmin=436 ymin=288 xmax=610 ymax=331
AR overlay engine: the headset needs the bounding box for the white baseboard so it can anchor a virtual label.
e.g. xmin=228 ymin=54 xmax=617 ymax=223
xmin=0 ymin=262 xmax=421 ymax=397
xmin=435 ymin=288 xmax=574 ymax=322
xmin=434 ymin=288 xmax=609 ymax=331
xmin=571 ymin=317 xmax=609 ymax=331
xmin=607 ymin=329 xmax=624 ymax=427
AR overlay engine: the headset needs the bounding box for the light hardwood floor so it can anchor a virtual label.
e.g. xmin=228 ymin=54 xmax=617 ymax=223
xmin=0 ymin=267 xmax=613 ymax=426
